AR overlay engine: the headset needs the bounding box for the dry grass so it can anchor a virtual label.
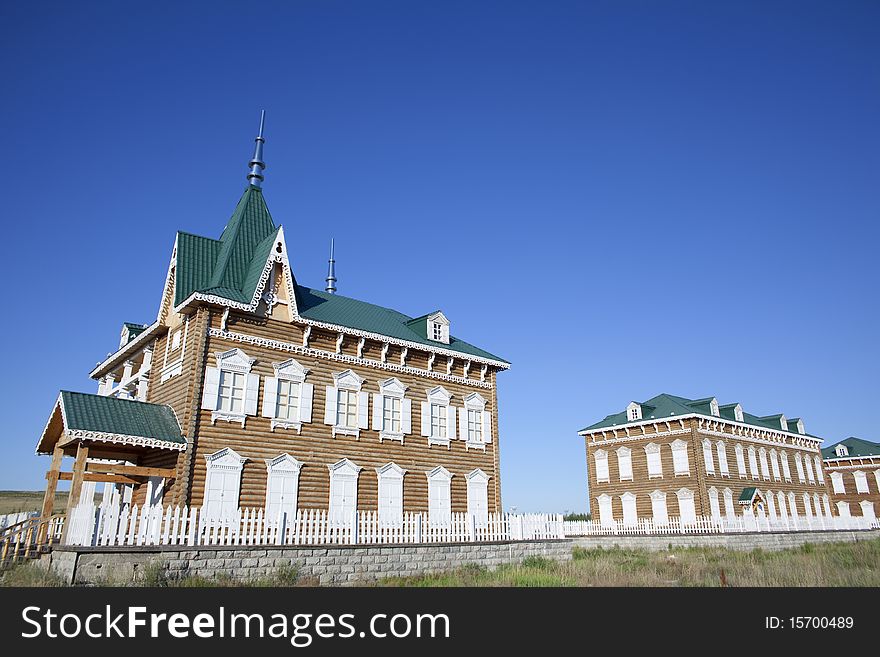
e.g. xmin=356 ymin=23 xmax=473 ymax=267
xmin=0 ymin=490 xmax=103 ymax=516
xmin=378 ymin=538 xmax=880 ymax=587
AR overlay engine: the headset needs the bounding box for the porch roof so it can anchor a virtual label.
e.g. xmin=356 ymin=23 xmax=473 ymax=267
xmin=737 ymin=487 xmax=759 ymax=504
xmin=36 ymin=391 xmax=185 ymax=454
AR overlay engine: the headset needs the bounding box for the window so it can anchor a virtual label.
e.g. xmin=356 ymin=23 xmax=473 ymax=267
xmin=814 ymin=456 xmax=824 ymax=483
xmin=853 ymin=471 xmax=869 ymax=494
xmin=787 ymin=492 xmax=798 ymax=519
xmin=621 ymin=493 xmax=637 ymax=525
xmin=766 ymin=491 xmax=777 ymax=519
xmin=617 ymin=446 xmax=633 ymax=481
xmin=626 ymin=402 xmax=642 ymax=421
xmin=794 ymin=452 xmax=806 ymax=483
xmin=804 ymin=455 xmax=815 ymax=484
xmin=836 ymin=501 xmax=851 ymax=518
xmin=594 ymin=449 xmax=609 ymax=483
xmin=650 ymin=491 xmax=668 ymax=525
xmin=758 ymin=448 xmax=770 ymax=481
xmin=733 ymin=404 xmax=743 ymax=423
xmin=459 ymin=393 xmax=492 ymax=448
xmin=466 ymin=469 xmax=490 ymax=526
xmin=780 ymin=451 xmax=791 ymax=482
xmin=171 ymin=330 xmax=181 ymax=351
xmin=376 ymin=463 xmax=406 ymax=527
xmin=776 ymin=491 xmax=788 ymax=520
xmin=823 ymin=494 xmax=831 ymax=517
xmin=427 ymin=466 xmax=453 ymax=526
xmin=813 ymin=493 xmax=822 ymax=518
xmin=420 ymin=386 xmax=455 ymax=447
xmin=328 ymin=458 xmax=362 ymax=523
xmin=702 ymin=440 xmax=715 ymax=475
xmin=735 ymin=444 xmax=747 ymax=478
xmin=859 ymin=501 xmax=876 ymax=520
xmin=265 ymin=454 xmax=302 ymax=522
xmin=201 ymin=348 xmax=259 ymax=426
xmin=709 ymin=398 xmax=720 ymax=417
xmin=779 ymin=415 xmax=789 ymax=432
xmin=723 ymin=488 xmax=735 ymax=518
xmin=645 ymin=443 xmax=662 ymax=478
xmin=830 ymin=471 xmax=845 ymax=494
xmin=671 ymin=439 xmax=689 ymax=476
xmin=371 ymin=378 xmax=411 ymax=443
xmin=802 ymin=493 xmax=813 ymax=518
xmin=324 ymin=370 xmax=368 ymax=438
xmin=676 ymin=488 xmax=696 ymax=524
xmin=770 ymin=449 xmax=781 ymax=481
xmin=747 ymin=446 xmax=759 ymax=480
xmin=262 ymin=358 xmax=314 ymax=432
xmin=708 ymin=487 xmax=721 ymax=520
xmin=835 ymin=444 xmax=848 ymax=457
xmin=716 ymin=441 xmax=729 ymax=476
xmin=202 ymin=447 xmax=247 ymax=519
xmin=597 ymin=494 xmax=613 ymax=526
xmin=425 ymin=311 xmax=450 ymax=344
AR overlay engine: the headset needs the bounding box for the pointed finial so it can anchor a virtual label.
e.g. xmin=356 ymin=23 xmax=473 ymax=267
xmin=247 ymin=110 xmax=267 ymax=187
xmin=325 ymin=238 xmax=337 ymax=294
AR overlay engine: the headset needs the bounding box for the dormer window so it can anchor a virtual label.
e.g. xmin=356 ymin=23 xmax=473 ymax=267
xmin=779 ymin=415 xmax=788 ymax=431
xmin=709 ymin=398 xmax=720 ymax=417
xmin=835 ymin=444 xmax=849 ymax=457
xmin=734 ymin=404 xmax=743 ymax=423
xmin=426 ymin=311 xmax=450 ymax=344
xmin=796 ymin=419 xmax=805 ymax=435
xmin=626 ymin=401 xmax=642 ymax=421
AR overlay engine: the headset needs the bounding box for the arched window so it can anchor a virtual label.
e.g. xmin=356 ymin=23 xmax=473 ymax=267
xmin=676 ymin=488 xmax=696 ymax=524
xmin=594 ymin=449 xmax=609 ymax=483
xmin=650 ymin=491 xmax=668 ymax=525
xmin=617 ymin=446 xmax=633 ymax=481
xmin=621 ymin=492 xmax=637 ymax=525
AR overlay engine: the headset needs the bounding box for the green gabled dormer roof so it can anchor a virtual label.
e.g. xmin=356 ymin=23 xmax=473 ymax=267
xmin=821 ymin=437 xmax=880 ymax=460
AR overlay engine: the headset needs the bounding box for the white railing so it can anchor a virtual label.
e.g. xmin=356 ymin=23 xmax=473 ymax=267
xmin=0 ymin=511 xmax=38 ymax=532
xmin=64 ymin=502 xmax=565 ymax=547
xmin=563 ymin=514 xmax=880 ymax=537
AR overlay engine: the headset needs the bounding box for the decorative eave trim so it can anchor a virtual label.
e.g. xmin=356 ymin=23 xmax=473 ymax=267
xmin=823 ymin=460 xmax=880 ymax=471
xmin=208 ymin=328 xmax=495 ymax=390
xmin=579 ymin=413 xmax=823 ymax=448
xmin=823 ymin=455 xmax=880 ymax=466
xmin=89 ymin=322 xmax=162 ymax=379
xmin=63 ymin=429 xmax=186 ymax=452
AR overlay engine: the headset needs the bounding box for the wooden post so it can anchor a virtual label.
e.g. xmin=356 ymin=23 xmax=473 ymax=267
xmin=37 ymin=445 xmax=64 ymax=544
xmin=61 ymin=442 xmax=89 ymax=542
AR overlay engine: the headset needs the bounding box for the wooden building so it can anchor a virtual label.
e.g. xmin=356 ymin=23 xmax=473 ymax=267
xmin=822 ymin=437 xmax=879 ymax=520
xmin=578 ymin=394 xmax=833 ymax=524
xmin=35 ymin=116 xmax=509 ymax=528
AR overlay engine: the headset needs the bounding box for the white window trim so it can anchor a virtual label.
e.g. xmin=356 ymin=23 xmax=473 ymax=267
xmin=594 ymin=449 xmax=609 ymax=484
xmin=770 ymin=449 xmax=781 ymax=481
xmin=650 ymin=490 xmax=668 ymax=525
xmin=466 ymin=468 xmax=491 ymax=524
xmin=702 ymin=439 xmax=715 ymax=475
xmin=597 ymin=493 xmax=613 ymax=526
xmin=779 ymin=450 xmax=792 ymax=482
xmin=203 ymin=447 xmax=247 ymax=518
xmin=326 ymin=370 xmax=367 ymax=439
xmin=621 ymin=492 xmax=637 ymax=526
xmin=461 ymin=392 xmax=492 ymax=451
xmin=758 ymin=447 xmax=770 ymax=481
xmin=735 ymin=444 xmax=747 ymax=479
xmin=853 ymin=470 xmax=869 ymax=494
xmin=616 ymin=446 xmax=633 ymax=482
xmin=204 ymin=348 xmax=257 ymax=427
xmin=830 ymin=471 xmax=845 ymax=494
xmin=626 ymin=401 xmax=642 ymax=421
xmin=422 ymin=386 xmax=455 ymax=448
xmin=716 ymin=440 xmax=730 ymax=477
xmin=426 ymin=311 xmax=450 ymax=345
xmin=376 ymin=462 xmax=406 ymax=527
xmin=645 ymin=443 xmax=663 ymax=479
xmin=328 ymin=458 xmax=362 ymax=521
xmin=426 ymin=466 xmax=454 ymax=526
xmin=671 ymin=439 xmax=690 ymax=477
xmin=373 ymin=377 xmax=409 ymax=444
xmin=263 ymin=358 xmax=312 ymax=433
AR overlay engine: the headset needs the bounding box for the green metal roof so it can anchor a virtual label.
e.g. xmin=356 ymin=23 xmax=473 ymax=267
xmin=171 ymin=185 xmax=507 ymax=364
xmin=121 ymin=322 xmax=149 ymax=345
xmin=580 ymin=392 xmax=817 ymax=437
xmin=60 ymin=391 xmax=184 ymax=445
xmin=821 ymin=437 xmax=880 ymax=460
xmin=738 ymin=487 xmax=758 ymax=503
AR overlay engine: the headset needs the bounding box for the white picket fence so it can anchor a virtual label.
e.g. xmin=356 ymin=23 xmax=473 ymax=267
xmin=0 ymin=511 xmax=38 ymax=532
xmin=64 ymin=502 xmax=565 ymax=547
xmin=562 ymin=514 xmax=880 ymax=537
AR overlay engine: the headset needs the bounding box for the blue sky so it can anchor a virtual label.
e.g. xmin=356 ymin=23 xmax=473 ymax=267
xmin=0 ymin=1 xmax=877 ymax=512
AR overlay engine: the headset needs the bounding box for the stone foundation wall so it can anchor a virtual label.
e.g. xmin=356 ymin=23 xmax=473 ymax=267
xmin=45 ymin=539 xmax=573 ymax=586
xmin=571 ymin=528 xmax=880 ymax=552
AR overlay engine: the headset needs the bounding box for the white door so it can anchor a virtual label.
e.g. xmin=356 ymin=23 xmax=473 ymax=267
xmin=204 ymin=468 xmax=241 ymax=519
xmin=378 ymin=476 xmax=403 ymax=526
xmin=429 ymin=479 xmax=451 ymax=526
xmin=467 ymin=479 xmax=489 ymax=526
xmin=266 ymin=470 xmax=299 ymax=521
xmin=330 ymin=473 xmax=358 ymax=522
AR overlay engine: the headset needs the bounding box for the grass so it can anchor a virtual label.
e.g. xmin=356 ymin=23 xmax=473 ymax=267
xmin=378 ymin=538 xmax=880 ymax=587
xmin=0 ymin=490 xmax=101 ymax=516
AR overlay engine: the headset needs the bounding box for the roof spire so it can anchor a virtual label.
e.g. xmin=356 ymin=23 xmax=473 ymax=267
xmin=325 ymin=238 xmax=337 ymax=294
xmin=247 ymin=110 xmax=266 ymax=187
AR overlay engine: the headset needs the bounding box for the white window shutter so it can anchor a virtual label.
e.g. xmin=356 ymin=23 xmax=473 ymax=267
xmin=261 ymin=376 xmax=279 ymax=418
xmin=300 ymin=383 xmax=313 ymax=423
xmin=482 ymin=410 xmax=493 ymax=443
xmin=358 ymin=391 xmax=369 ymax=429
xmin=372 ymin=393 xmax=383 ymax=431
xmin=402 ymin=398 xmax=412 ymax=434
xmin=420 ymin=401 xmax=431 ymax=436
xmin=324 ymin=386 xmax=337 ymax=425
xmin=201 ymin=367 xmax=220 ymax=410
xmin=447 ymin=405 xmax=456 ymax=440
xmin=458 ymin=407 xmax=467 ymax=441
xmin=244 ymin=373 xmax=260 ymax=416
